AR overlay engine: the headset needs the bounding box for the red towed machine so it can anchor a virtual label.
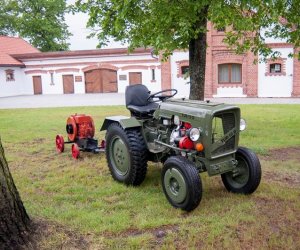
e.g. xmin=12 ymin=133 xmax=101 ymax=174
xmin=55 ymin=114 xmax=105 ymax=159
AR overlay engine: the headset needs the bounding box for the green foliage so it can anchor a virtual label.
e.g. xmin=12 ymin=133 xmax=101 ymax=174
xmin=0 ymin=0 xmax=71 ymax=51
xmin=76 ymin=0 xmax=210 ymax=57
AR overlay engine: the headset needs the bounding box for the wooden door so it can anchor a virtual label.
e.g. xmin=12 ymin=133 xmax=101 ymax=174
xmin=101 ymin=69 xmax=118 ymax=93
xmin=32 ymin=76 xmax=42 ymax=95
xmin=62 ymin=75 xmax=74 ymax=94
xmin=85 ymin=70 xmax=102 ymax=93
xmin=129 ymin=72 xmax=142 ymax=85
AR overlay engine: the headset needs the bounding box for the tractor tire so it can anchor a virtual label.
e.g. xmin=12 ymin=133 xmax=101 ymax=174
xmin=162 ymin=156 xmax=202 ymax=212
xmin=105 ymin=123 xmax=148 ymax=186
xmin=221 ymin=147 xmax=261 ymax=194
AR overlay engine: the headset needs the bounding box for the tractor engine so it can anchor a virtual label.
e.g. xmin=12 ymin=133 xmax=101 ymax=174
xmin=66 ymin=114 xmax=95 ymax=141
xmin=170 ymin=122 xmax=194 ymax=150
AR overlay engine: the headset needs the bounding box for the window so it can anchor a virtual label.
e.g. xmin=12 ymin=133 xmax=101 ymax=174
xmin=5 ymin=69 xmax=15 ymax=81
xmin=181 ymin=66 xmax=189 ymax=75
xmin=265 ymin=58 xmax=286 ymax=76
xmin=50 ymin=72 xmax=55 ymax=85
xmin=151 ymin=69 xmax=156 ymax=81
xmin=270 ymin=63 xmax=281 ymax=73
xmin=218 ymin=64 xmax=242 ymax=84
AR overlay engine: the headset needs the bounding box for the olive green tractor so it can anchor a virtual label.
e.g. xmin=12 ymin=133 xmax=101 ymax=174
xmin=100 ymin=84 xmax=261 ymax=211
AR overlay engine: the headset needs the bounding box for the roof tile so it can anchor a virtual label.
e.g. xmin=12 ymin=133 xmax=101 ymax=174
xmin=0 ymin=36 xmax=39 ymax=66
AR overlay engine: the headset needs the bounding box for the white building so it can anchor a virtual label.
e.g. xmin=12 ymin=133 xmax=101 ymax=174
xmin=1 ymin=35 xmax=299 ymax=98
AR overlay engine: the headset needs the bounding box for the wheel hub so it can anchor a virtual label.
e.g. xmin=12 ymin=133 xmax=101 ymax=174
xmin=164 ymin=168 xmax=187 ymax=203
xmin=110 ymin=136 xmax=130 ymax=176
xmin=226 ymin=157 xmax=250 ymax=188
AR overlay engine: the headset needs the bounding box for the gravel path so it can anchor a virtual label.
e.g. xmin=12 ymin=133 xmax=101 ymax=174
xmin=0 ymin=94 xmax=299 ymax=109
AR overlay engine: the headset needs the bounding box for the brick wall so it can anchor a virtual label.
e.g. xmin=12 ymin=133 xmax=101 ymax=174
xmin=205 ymin=22 xmax=258 ymax=97
xmin=292 ymin=49 xmax=300 ymax=97
xmin=161 ymin=58 xmax=172 ymax=90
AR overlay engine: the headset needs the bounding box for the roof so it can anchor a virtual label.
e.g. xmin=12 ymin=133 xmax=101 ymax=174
xmin=12 ymin=47 xmax=152 ymax=60
xmin=0 ymin=36 xmax=39 ymax=67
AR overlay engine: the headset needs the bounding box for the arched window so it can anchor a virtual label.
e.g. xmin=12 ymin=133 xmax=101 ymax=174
xmin=218 ymin=63 xmax=242 ymax=84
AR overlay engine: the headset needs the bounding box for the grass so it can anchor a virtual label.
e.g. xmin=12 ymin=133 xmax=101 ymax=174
xmin=0 ymin=105 xmax=299 ymax=249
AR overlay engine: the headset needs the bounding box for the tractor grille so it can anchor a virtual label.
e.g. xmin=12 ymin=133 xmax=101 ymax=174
xmin=212 ymin=112 xmax=236 ymax=157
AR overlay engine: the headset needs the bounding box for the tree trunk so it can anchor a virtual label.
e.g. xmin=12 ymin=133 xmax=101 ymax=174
xmin=0 ymin=137 xmax=30 ymax=249
xmin=189 ymin=6 xmax=208 ymax=100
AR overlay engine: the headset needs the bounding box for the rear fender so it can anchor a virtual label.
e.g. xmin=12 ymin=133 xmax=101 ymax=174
xmin=100 ymin=116 xmax=141 ymax=131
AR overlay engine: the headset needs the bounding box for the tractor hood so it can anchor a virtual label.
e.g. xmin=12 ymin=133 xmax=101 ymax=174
xmin=154 ymin=98 xmax=240 ymax=119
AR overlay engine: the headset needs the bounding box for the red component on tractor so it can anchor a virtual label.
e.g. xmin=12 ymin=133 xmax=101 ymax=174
xmin=179 ymin=136 xmax=194 ymax=150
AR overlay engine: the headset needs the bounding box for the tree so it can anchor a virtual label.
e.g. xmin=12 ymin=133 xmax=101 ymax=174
xmin=75 ymin=0 xmax=300 ymax=100
xmin=0 ymin=0 xmax=71 ymax=52
xmin=0 ymin=137 xmax=30 ymax=249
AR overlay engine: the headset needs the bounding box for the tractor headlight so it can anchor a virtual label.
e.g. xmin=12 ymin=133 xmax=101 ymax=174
xmin=189 ymin=128 xmax=200 ymax=141
xmin=240 ymin=118 xmax=247 ymax=131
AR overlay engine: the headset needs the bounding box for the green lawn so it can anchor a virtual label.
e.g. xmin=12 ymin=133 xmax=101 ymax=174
xmin=0 ymin=105 xmax=299 ymax=249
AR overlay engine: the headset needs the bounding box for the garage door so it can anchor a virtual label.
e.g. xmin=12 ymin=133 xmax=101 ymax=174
xmin=85 ymin=69 xmax=118 ymax=93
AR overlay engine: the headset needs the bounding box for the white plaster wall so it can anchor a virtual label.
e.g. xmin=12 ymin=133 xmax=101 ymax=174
xmin=117 ymin=68 xmax=162 ymax=93
xmin=170 ymin=51 xmax=190 ymax=98
xmin=0 ymin=67 xmax=27 ymax=97
xmin=22 ymin=54 xmax=156 ymax=66
xmin=214 ymin=87 xmax=246 ymax=97
xmin=258 ymin=48 xmax=293 ymax=97
xmin=21 ymin=53 xmax=161 ymax=95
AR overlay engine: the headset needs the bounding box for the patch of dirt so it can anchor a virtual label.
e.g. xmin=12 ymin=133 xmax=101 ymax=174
xmin=101 ymin=224 xmax=179 ymax=240
xmin=223 ymin=197 xmax=300 ymax=249
xmin=261 ymin=146 xmax=300 ymax=162
xmin=28 ymin=218 xmax=90 ymax=250
xmin=263 ymin=170 xmax=300 ymax=188
xmin=253 ymin=197 xmax=300 ymax=248
xmin=102 ymin=225 xmax=179 ymax=245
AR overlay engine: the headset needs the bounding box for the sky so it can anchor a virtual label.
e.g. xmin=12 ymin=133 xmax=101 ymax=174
xmin=65 ymin=1 xmax=126 ymax=50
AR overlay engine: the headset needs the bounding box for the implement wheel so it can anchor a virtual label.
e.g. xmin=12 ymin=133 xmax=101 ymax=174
xmin=221 ymin=147 xmax=261 ymax=194
xmin=55 ymin=135 xmax=64 ymax=153
xmin=105 ymin=123 xmax=148 ymax=186
xmin=71 ymin=143 xmax=80 ymax=159
xmin=162 ymin=156 xmax=202 ymax=212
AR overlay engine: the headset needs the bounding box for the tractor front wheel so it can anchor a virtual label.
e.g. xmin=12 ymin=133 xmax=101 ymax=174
xmin=105 ymin=123 xmax=148 ymax=186
xmin=162 ymin=156 xmax=202 ymax=212
xmin=221 ymin=147 xmax=261 ymax=194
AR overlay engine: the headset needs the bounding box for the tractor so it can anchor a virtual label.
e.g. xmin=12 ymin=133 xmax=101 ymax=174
xmin=100 ymin=84 xmax=261 ymax=211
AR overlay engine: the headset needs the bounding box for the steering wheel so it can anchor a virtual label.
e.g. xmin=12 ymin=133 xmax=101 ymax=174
xmin=147 ymin=89 xmax=178 ymax=102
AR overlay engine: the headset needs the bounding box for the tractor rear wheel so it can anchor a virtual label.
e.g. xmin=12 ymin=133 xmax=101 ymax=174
xmin=221 ymin=147 xmax=261 ymax=194
xmin=162 ymin=156 xmax=202 ymax=212
xmin=105 ymin=123 xmax=148 ymax=186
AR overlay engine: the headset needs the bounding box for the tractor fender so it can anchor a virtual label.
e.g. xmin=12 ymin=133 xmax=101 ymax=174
xmin=100 ymin=116 xmax=141 ymax=131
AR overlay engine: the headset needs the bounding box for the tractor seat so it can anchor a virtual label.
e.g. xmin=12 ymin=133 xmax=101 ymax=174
xmin=125 ymin=84 xmax=158 ymax=117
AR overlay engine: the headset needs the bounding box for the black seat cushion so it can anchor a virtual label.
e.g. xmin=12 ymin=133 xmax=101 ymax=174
xmin=125 ymin=84 xmax=158 ymax=115
xmin=127 ymin=102 xmax=159 ymax=114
